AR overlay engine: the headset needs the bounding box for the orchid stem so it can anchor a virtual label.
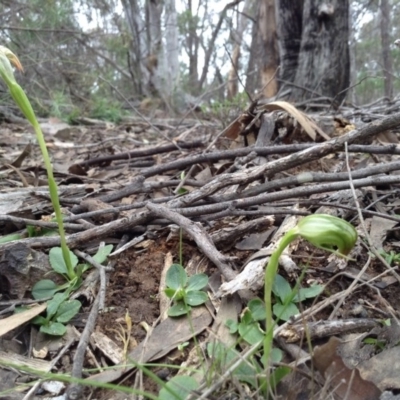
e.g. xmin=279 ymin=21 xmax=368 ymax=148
xmin=0 ymin=49 xmax=74 ymax=280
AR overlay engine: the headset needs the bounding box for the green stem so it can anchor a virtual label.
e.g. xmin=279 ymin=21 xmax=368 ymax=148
xmin=263 ymin=231 xmax=297 ymax=368
xmin=8 ymin=81 xmax=74 ymax=280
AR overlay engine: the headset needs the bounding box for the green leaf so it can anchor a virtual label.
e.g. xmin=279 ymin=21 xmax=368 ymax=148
xmin=158 ymin=375 xmax=198 ymax=400
xmin=26 ymin=225 xmax=37 ymax=237
xmin=273 ymin=302 xmax=299 ymax=322
xmin=92 ymin=244 xmax=113 ymax=264
xmin=177 ymin=187 xmax=188 ymax=195
xmin=294 ymin=284 xmax=324 ymax=302
xmin=46 ymin=292 xmax=68 ymax=320
xmin=165 ymin=288 xmax=185 ymax=301
xmin=40 ymin=321 xmax=67 ymax=336
xmin=241 ymin=309 xmax=253 ymax=325
xmin=166 ymin=264 xmax=187 ymax=290
xmin=225 ymin=319 xmax=238 ymax=334
xmin=75 ymin=263 xmax=85 ymax=277
xmin=186 ymin=274 xmax=208 ymax=291
xmin=55 ymin=300 xmax=81 ymax=323
xmin=238 ymin=319 xmax=264 ymax=345
xmin=260 ymin=347 xmax=283 ymax=368
xmin=49 ymin=247 xmax=78 ymax=275
xmin=271 ymin=347 xmax=283 ymax=363
xmin=248 ymin=298 xmax=266 ymax=321
xmin=31 ymin=279 xmax=60 ymax=300
xmin=164 ymin=288 xmax=177 ymax=298
xmin=168 ymin=302 xmax=191 ymax=317
xmin=272 ymin=274 xmax=293 ymax=303
xmin=0 ymin=232 xmax=24 ymax=243
xmin=185 ymin=291 xmax=208 ymax=306
xmin=31 ymin=315 xmax=47 ymax=326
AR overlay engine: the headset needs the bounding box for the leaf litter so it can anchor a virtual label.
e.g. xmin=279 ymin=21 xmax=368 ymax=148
xmin=1 ymin=104 xmax=400 ymax=399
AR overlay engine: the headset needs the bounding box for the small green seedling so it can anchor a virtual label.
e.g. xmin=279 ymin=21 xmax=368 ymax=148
xmin=225 ymin=298 xmax=290 ymax=391
xmin=30 ymin=244 xmax=113 ymax=336
xmin=32 ymin=244 xmax=113 ymax=300
xmin=177 ymin=341 xmax=189 ymax=351
xmin=379 ymin=249 xmax=400 ymax=266
xmin=31 ymin=292 xmax=81 ymax=336
xmin=363 ymin=337 xmax=386 ymax=352
xmin=207 ymin=340 xmax=289 ymax=393
xmin=263 ymin=214 xmax=358 ymax=367
xmin=164 ymin=264 xmax=208 ymax=317
xmin=176 ymin=171 xmax=189 ymax=195
xmin=227 ymin=298 xmax=266 ymax=346
xmin=0 ymin=220 xmax=58 ymax=244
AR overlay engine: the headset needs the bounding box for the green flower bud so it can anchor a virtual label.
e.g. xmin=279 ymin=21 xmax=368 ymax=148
xmin=0 ymin=45 xmax=23 ymax=72
xmin=292 ymin=214 xmax=357 ymax=256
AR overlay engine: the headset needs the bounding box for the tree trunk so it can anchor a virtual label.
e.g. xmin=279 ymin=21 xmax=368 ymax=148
xmin=227 ymin=0 xmax=251 ymax=99
xmin=259 ymin=0 xmax=279 ymax=97
xmin=245 ymin=2 xmax=262 ymax=95
xmin=162 ymin=0 xmax=180 ymax=99
xmin=380 ymin=0 xmax=393 ymax=100
xmin=186 ymin=0 xmax=200 ymax=95
xmin=278 ymin=0 xmax=350 ymax=104
xmin=121 ymin=0 xmax=149 ymax=95
xmin=145 ymin=0 xmax=163 ymax=95
xmin=348 ymin=4 xmax=358 ymax=105
xmin=245 ymin=0 xmax=279 ymax=97
xmin=276 ymin=0 xmax=303 ymax=89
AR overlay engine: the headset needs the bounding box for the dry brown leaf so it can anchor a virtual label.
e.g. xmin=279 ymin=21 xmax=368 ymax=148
xmin=312 ymin=336 xmax=381 ymax=400
xmin=0 ymin=303 xmax=47 ymax=337
xmin=260 ymin=101 xmax=330 ymax=141
xmin=223 ymin=117 xmax=242 ymax=140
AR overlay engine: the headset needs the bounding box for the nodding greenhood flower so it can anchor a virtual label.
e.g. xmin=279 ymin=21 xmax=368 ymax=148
xmin=290 ymin=214 xmax=358 ymax=257
xmin=0 ymin=46 xmax=37 ymax=127
xmin=0 ymin=45 xmax=23 ymax=72
xmin=0 ymin=45 xmax=74 ymax=279
xmin=0 ymin=45 xmax=23 ymax=85
xmin=263 ymin=214 xmax=357 ymax=371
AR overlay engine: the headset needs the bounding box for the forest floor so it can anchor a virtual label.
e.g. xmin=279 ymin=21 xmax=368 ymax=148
xmin=1 ymin=101 xmax=400 ymax=400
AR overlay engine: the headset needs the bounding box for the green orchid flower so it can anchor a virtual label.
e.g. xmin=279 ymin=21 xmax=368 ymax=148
xmin=292 ymin=214 xmax=358 ymax=256
xmin=263 ymin=214 xmax=357 ymax=370
xmin=0 ymin=46 xmax=74 ymax=279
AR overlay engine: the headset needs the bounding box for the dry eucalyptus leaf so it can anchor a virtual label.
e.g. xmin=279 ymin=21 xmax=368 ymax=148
xmin=259 ymin=101 xmax=330 ymax=141
xmin=312 ymin=337 xmax=381 ymax=400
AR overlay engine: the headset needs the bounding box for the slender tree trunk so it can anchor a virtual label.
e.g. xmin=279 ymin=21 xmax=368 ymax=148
xmin=187 ymin=0 xmax=199 ymax=95
xmin=145 ymin=0 xmax=163 ymax=95
xmin=245 ymin=0 xmax=280 ymax=98
xmin=259 ymin=0 xmax=279 ymax=97
xmin=245 ymin=2 xmax=261 ymax=95
xmin=161 ymin=0 xmax=181 ymax=108
xmin=348 ymin=4 xmax=358 ymax=105
xmin=121 ymin=0 xmax=149 ymax=95
xmin=227 ymin=0 xmax=251 ymax=99
xmin=380 ymin=0 xmax=393 ymax=100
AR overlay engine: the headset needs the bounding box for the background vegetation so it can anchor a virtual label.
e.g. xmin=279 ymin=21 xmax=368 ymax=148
xmin=0 ymin=0 xmax=399 ymax=121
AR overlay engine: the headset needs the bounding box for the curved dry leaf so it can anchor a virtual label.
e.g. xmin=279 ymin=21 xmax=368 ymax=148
xmin=259 ymin=101 xmax=330 ymax=141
